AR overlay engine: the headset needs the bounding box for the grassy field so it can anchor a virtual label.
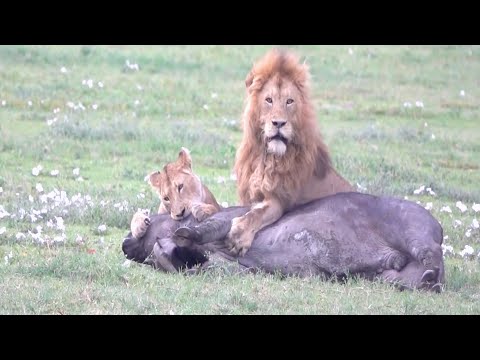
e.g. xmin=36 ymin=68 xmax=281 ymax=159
xmin=0 ymin=45 xmax=479 ymax=314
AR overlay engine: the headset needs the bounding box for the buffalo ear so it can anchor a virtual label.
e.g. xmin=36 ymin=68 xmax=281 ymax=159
xmin=177 ymin=147 xmax=192 ymax=170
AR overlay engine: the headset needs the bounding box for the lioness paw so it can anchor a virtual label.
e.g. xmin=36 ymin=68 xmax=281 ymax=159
xmin=192 ymin=204 xmax=217 ymax=222
xmin=131 ymin=210 xmax=150 ymax=239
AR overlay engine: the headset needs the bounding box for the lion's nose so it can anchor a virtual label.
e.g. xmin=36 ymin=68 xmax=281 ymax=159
xmin=175 ymin=208 xmax=186 ymax=218
xmin=272 ymin=119 xmax=286 ymax=128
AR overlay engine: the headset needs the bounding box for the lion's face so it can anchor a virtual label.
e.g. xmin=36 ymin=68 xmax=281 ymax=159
xmin=257 ymin=76 xmax=301 ymax=156
xmin=149 ymin=148 xmax=204 ymax=220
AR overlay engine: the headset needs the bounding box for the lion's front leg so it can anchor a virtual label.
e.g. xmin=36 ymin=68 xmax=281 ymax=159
xmin=226 ymin=197 xmax=283 ymax=256
xmin=191 ymin=203 xmax=219 ymax=222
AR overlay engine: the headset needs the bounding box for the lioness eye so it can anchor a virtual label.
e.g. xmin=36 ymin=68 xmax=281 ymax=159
xmin=266 ymin=97 xmax=273 ymax=104
xmin=286 ymin=99 xmax=294 ymax=105
xmin=163 ymin=196 xmax=169 ymax=202
xmin=178 ymin=184 xmax=183 ymax=192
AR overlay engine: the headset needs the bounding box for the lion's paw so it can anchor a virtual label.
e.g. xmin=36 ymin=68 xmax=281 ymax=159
xmin=192 ymin=204 xmax=208 ymax=222
xmin=130 ymin=210 xmax=151 ymax=239
xmin=226 ymin=217 xmax=254 ymax=256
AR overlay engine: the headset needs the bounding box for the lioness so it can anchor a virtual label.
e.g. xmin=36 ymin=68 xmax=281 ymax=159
xmin=130 ymin=147 xmax=220 ymax=239
xmin=228 ymin=48 xmax=354 ymax=255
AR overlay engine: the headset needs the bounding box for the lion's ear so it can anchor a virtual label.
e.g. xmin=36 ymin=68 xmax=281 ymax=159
xmin=177 ymin=147 xmax=192 ymax=170
xmin=245 ymin=70 xmax=255 ymax=88
xmin=148 ymin=171 xmax=162 ymax=189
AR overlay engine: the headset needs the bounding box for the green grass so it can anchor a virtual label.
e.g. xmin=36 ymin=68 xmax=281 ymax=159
xmin=1 ymin=45 xmax=479 ymax=314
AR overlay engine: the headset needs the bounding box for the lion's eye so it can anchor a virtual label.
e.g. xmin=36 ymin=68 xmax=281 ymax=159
xmin=266 ymin=97 xmax=273 ymax=104
xmin=178 ymin=184 xmax=183 ymax=192
xmin=286 ymin=99 xmax=294 ymax=105
xmin=163 ymin=196 xmax=169 ymax=202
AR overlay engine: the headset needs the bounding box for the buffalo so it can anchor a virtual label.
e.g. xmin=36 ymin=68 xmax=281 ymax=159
xmin=122 ymin=192 xmax=444 ymax=292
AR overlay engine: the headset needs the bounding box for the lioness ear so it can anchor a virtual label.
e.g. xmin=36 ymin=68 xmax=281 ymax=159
xmin=177 ymin=147 xmax=192 ymax=170
xmin=148 ymin=171 xmax=162 ymax=189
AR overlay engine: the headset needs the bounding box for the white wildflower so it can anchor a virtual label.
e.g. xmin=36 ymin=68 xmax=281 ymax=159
xmin=60 ymin=67 xmax=68 ymax=73
xmin=424 ymin=122 xmax=428 ymax=127
xmin=431 ymin=134 xmax=436 ymax=140
xmin=0 ymin=186 xmax=3 ymax=193
xmin=16 ymin=232 xmax=26 ymax=240
xmin=348 ymin=48 xmax=353 ymax=55
xmin=134 ymin=100 xmax=140 ymax=106
xmin=122 ymin=259 xmax=131 ymax=268
xmin=459 ymin=245 xmax=474 ymax=257
xmin=97 ymin=81 xmax=104 ymax=88
xmin=217 ymin=176 xmax=226 ymax=184
xmin=55 ymin=216 xmax=65 ymax=231
xmin=472 ymin=219 xmax=479 ymax=229
xmin=426 ymin=187 xmax=436 ymax=196
xmin=440 ymin=205 xmax=452 ymax=213
xmin=53 ymin=234 xmax=66 ymax=243
xmin=67 ymin=101 xmax=75 ymax=108
xmin=73 ymin=168 xmax=80 ymax=176
xmin=413 ymin=185 xmax=425 ymax=195
xmin=356 ymin=183 xmax=368 ymax=192
xmin=0 ymin=205 xmax=11 ymax=219
xmin=1 ymin=100 xmax=6 ymax=106
xmin=28 ymin=100 xmax=32 ymax=107
xmin=441 ymin=244 xmax=454 ymax=255
xmin=92 ymin=104 xmax=98 ymax=110
xmin=0 ymin=227 xmax=6 ymax=235
xmin=465 ymin=228 xmax=472 ymax=238
xmin=50 ymin=170 xmax=59 ymax=176
xmin=125 ymin=60 xmax=139 ymax=71
xmin=32 ymin=164 xmax=42 ymax=176
xmin=136 ymin=193 xmax=145 ymax=199
xmin=28 ymin=195 xmax=34 ymax=203
xmin=203 ymin=104 xmax=209 ymax=110
xmin=4 ymin=251 xmax=12 ymax=265
xmin=415 ymin=101 xmax=424 ymax=108
xmin=46 ymin=117 xmax=57 ymax=126
xmin=403 ymin=102 xmax=412 ymax=108
xmin=75 ymin=235 xmax=84 ymax=244
xmin=221 ymin=202 xmax=228 ymax=208
xmin=472 ymin=203 xmax=480 ymax=212
xmin=98 ymin=224 xmax=107 ymax=233
xmin=456 ymin=201 xmax=467 ymax=213
xmin=460 ymin=90 xmax=465 ymax=97
xmin=454 ymin=220 xmax=462 ymax=228
xmin=136 ymin=84 xmax=143 ymax=91
xmin=211 ymin=92 xmax=218 ymax=99
xmin=36 ymin=183 xmax=44 ymax=193
xmin=76 ymin=176 xmax=84 ymax=182
xmin=424 ymin=202 xmax=433 ymax=211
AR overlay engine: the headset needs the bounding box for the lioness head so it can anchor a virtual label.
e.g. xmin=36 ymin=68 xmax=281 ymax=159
xmin=148 ymin=148 xmax=204 ymax=220
xmin=244 ymin=49 xmax=312 ymax=157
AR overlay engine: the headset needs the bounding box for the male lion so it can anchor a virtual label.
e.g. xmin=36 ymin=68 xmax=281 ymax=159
xmin=130 ymin=147 xmax=220 ymax=239
xmin=228 ymin=49 xmax=354 ymax=255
